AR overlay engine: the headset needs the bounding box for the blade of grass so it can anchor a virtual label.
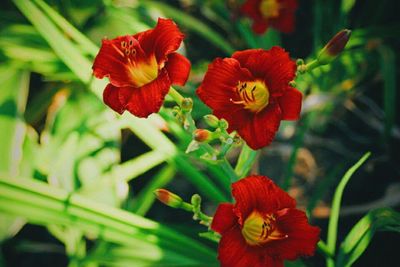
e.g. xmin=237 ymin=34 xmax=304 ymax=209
xmin=326 ymin=152 xmax=371 ymax=267
xmin=131 ymin=165 xmax=176 ymax=216
xmin=120 ymin=114 xmax=228 ymax=202
xmin=32 ymin=0 xmax=98 ymax=56
xmin=0 ymin=64 xmax=29 ymax=175
xmin=140 ymin=0 xmax=234 ymax=55
xmin=281 ymin=116 xmax=310 ymax=190
xmin=378 ymin=45 xmax=396 ymax=141
xmin=105 ymin=150 xmax=169 ymax=182
xmin=234 ymin=144 xmax=258 ymax=179
xmin=13 ymin=0 xmax=92 ymax=83
xmin=0 ymin=176 xmax=217 ymax=262
xmin=337 ymin=208 xmax=400 ymax=267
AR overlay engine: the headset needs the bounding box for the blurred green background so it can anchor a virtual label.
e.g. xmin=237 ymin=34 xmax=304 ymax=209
xmin=0 ymin=0 xmax=399 ymax=266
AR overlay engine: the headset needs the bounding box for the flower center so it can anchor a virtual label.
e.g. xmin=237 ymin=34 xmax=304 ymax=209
xmin=259 ymin=0 xmax=280 ymax=19
xmin=231 ymin=81 xmax=270 ymax=113
xmin=116 ymin=38 xmax=159 ymax=87
xmin=241 ymin=211 xmax=287 ymax=246
xmin=128 ymin=55 xmax=159 ymax=87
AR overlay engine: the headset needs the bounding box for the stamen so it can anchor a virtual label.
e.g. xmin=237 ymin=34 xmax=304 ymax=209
xmin=230 ymin=98 xmax=246 ymax=105
xmin=111 ymin=44 xmax=125 ymax=57
xmin=233 ymin=81 xmax=269 ymax=113
xmin=242 ymin=211 xmax=285 ymax=246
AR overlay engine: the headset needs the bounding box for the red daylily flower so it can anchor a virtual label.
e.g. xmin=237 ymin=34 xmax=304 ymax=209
xmin=211 ymin=175 xmax=320 ymax=267
xmin=196 ymin=47 xmax=301 ymax=150
xmin=92 ymin=18 xmax=191 ymax=118
xmin=241 ymin=0 xmax=298 ymax=34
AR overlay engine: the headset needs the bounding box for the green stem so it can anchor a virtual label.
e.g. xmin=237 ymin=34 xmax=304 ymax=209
xmin=180 ymin=201 xmax=212 ymax=226
xmin=218 ymin=132 xmax=235 ymax=158
xmin=297 ymin=59 xmax=320 ymax=75
xmin=234 ymin=144 xmax=258 ymax=180
xmin=167 ymin=86 xmax=238 ymax=185
xmin=306 ymin=59 xmax=320 ymax=71
xmin=317 ymin=240 xmax=334 ymax=259
xmin=281 ymin=115 xmax=310 ymax=190
xmin=168 ymin=87 xmax=184 ymax=106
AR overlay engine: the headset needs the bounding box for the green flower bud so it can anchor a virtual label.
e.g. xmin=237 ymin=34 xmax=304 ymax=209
xmin=203 ymin=114 xmax=220 ymax=128
xmin=154 ymin=189 xmax=183 ymax=208
xmin=181 ymin=98 xmax=193 ymax=112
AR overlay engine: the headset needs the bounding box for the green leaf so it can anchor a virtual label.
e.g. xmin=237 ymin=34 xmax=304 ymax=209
xmin=341 ymin=0 xmax=357 ymax=14
xmin=32 ymin=0 xmax=98 ymax=56
xmin=13 ymin=0 xmax=92 ymax=83
xmin=105 ymin=150 xmax=168 ymax=183
xmin=131 ymin=165 xmax=176 ymax=216
xmin=337 ymin=208 xmax=400 ymax=267
xmin=0 ymin=176 xmax=217 ymax=264
xmin=0 ymin=64 xmax=29 ymax=175
xmin=121 ymin=114 xmax=229 ymax=202
xmin=139 ymin=0 xmax=234 ymax=55
xmin=378 ymin=45 xmax=396 ymax=141
xmin=234 ymin=144 xmax=258 ymax=179
xmin=326 ymin=152 xmax=371 ymax=267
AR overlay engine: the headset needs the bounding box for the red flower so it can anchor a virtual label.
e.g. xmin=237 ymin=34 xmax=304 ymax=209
xmin=196 ymin=47 xmax=301 ymax=150
xmin=211 ymin=175 xmax=320 ymax=267
xmin=241 ymin=0 xmax=298 ymax=34
xmin=92 ymin=18 xmax=191 ymax=118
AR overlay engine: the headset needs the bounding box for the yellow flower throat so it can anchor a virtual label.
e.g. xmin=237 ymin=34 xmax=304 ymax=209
xmin=259 ymin=0 xmax=280 ymax=19
xmin=232 ymin=80 xmax=270 ymax=113
xmin=242 ymin=211 xmax=288 ymax=246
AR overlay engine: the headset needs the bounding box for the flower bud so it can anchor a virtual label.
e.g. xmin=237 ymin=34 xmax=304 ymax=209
xmin=181 ymin=97 xmax=193 ymax=112
xmin=203 ymin=114 xmax=220 ymax=128
xmin=154 ymin=189 xmax=183 ymax=208
xmin=218 ymin=119 xmax=229 ymax=130
xmin=317 ymin=29 xmax=351 ymax=65
xmin=193 ymin=129 xmax=213 ymax=142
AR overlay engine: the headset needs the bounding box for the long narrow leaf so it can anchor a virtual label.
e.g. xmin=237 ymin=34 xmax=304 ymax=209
xmin=140 ymin=0 xmax=234 ymax=55
xmin=326 ymin=152 xmax=371 ymax=267
xmin=13 ymin=0 xmax=92 ymax=83
xmin=0 ymin=176 xmax=217 ymax=263
xmin=337 ymin=208 xmax=400 ymax=267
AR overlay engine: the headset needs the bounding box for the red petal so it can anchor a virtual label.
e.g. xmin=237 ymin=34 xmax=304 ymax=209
xmin=137 ymin=18 xmax=185 ymax=65
xmin=240 ymin=0 xmax=260 ymax=16
xmin=197 ymin=57 xmax=253 ymax=110
xmin=270 ymin=9 xmax=296 ymax=33
xmin=211 ymin=203 xmax=237 ymax=235
xmin=92 ymin=36 xmax=136 ymax=87
xmin=241 ymin=0 xmax=270 ymax=34
xmin=267 ymin=208 xmax=320 ymax=260
xmin=164 ymin=52 xmax=191 ymax=86
xmin=103 ymin=84 xmax=126 ymax=114
xmin=236 ymin=102 xmax=281 ymax=150
xmin=218 ymin=225 xmax=276 ymax=267
xmin=278 ymin=87 xmax=302 ymax=120
xmin=122 ymin=69 xmax=171 ymax=118
xmin=232 ymin=175 xmax=296 ymax=225
xmin=252 ymin=20 xmax=269 ymax=35
xmin=280 ymin=0 xmax=298 ymax=9
xmin=232 ymin=48 xmax=296 ymax=97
